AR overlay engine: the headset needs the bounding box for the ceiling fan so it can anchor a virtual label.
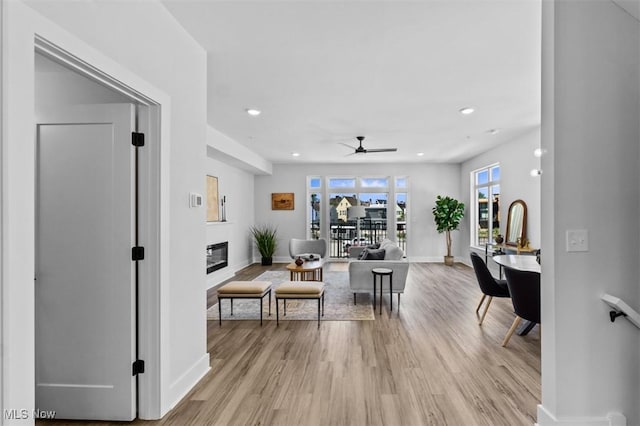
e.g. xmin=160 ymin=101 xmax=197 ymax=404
xmin=341 ymin=136 xmax=397 ymax=155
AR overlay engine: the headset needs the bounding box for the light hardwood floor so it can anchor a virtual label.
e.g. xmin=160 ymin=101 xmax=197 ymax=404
xmin=42 ymin=262 xmax=540 ymax=426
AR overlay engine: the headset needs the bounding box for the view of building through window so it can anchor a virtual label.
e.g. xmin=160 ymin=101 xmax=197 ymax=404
xmin=308 ymin=176 xmax=408 ymax=258
xmin=473 ymin=165 xmax=500 ymax=246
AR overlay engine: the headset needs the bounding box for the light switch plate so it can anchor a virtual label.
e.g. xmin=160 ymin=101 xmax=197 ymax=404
xmin=566 ymin=229 xmax=589 ymax=252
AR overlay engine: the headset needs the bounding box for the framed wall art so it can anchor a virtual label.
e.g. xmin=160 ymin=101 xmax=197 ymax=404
xmin=271 ymin=192 xmax=294 ymax=210
xmin=207 ymin=175 xmax=219 ymax=221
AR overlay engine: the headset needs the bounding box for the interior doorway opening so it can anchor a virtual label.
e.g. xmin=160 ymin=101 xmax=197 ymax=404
xmin=33 ymin=37 xmax=164 ymax=420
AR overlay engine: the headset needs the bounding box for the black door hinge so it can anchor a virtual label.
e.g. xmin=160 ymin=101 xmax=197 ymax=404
xmin=132 ymin=132 xmax=145 ymax=147
xmin=132 ymin=359 xmax=145 ymax=376
xmin=132 ymin=246 xmax=145 ymax=261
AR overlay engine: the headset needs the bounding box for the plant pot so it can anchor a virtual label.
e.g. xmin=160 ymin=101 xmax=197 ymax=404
xmin=261 ymin=256 xmax=273 ymax=266
xmin=444 ymin=255 xmax=454 ymax=266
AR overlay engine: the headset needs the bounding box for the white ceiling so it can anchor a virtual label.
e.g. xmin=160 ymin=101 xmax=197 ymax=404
xmin=163 ymin=0 xmax=541 ymax=164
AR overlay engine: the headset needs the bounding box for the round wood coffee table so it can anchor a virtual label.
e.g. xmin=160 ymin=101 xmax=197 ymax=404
xmin=286 ymin=259 xmax=324 ymax=281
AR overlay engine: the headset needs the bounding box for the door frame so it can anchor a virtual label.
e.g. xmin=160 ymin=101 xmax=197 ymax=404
xmin=34 ymin=36 xmax=169 ymax=419
xmin=0 ymin=0 xmax=4 ymax=419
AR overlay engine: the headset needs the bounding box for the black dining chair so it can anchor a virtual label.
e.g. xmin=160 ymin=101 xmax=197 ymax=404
xmin=470 ymin=252 xmax=510 ymax=325
xmin=502 ymin=267 xmax=541 ymax=347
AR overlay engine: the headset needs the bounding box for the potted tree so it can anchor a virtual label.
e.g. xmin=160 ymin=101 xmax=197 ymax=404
xmin=250 ymin=224 xmax=278 ymax=265
xmin=432 ymin=195 xmax=465 ymax=266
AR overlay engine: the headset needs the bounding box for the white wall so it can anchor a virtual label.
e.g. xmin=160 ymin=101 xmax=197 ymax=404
xmin=254 ymin=162 xmax=461 ymax=262
xmin=460 ymin=127 xmax=541 ymax=274
xmin=205 ymin=145 xmax=255 ymax=288
xmin=35 ymin=54 xmax=131 ymax=107
xmin=3 ymin=0 xmax=209 ymax=421
xmin=539 ymin=1 xmax=640 ymax=425
xmin=0 ymin=0 xmax=4 ymax=418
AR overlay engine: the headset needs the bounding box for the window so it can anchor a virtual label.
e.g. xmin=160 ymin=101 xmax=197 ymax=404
xmin=396 ymin=177 xmax=407 ymax=253
xmin=472 ymin=165 xmax=500 ymax=247
xmin=360 ymin=177 xmax=389 ymax=188
xmin=307 ymin=175 xmax=408 ymax=258
xmin=308 ymin=177 xmax=321 ymax=239
xmin=328 ymin=178 xmax=355 ymax=188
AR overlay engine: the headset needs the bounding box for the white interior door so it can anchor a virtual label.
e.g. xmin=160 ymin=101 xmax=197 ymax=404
xmin=35 ymin=104 xmax=137 ymax=420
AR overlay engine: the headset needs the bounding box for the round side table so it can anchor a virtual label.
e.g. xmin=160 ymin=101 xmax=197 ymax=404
xmin=372 ymin=267 xmax=393 ymax=315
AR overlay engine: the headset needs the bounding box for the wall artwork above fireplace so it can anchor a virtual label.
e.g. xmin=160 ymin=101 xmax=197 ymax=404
xmin=207 ymin=175 xmax=219 ymax=222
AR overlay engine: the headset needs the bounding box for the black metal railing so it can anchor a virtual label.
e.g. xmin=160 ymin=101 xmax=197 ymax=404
xmin=320 ymin=220 xmax=407 ymax=258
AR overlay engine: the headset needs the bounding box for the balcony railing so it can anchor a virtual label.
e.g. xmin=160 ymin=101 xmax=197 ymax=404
xmin=311 ymin=220 xmax=407 ymax=258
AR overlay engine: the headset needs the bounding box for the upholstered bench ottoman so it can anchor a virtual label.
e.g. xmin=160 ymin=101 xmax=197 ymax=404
xmin=217 ymin=281 xmax=272 ymax=326
xmin=275 ymin=281 xmax=325 ymax=328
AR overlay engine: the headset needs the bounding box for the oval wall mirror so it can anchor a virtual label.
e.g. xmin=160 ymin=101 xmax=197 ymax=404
xmin=505 ymin=199 xmax=527 ymax=246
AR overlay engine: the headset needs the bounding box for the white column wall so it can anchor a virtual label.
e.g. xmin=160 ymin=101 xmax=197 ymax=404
xmin=2 ymin=0 xmax=209 ymax=421
xmin=205 ymin=152 xmax=256 ymax=288
xmin=539 ymin=1 xmax=640 ymax=424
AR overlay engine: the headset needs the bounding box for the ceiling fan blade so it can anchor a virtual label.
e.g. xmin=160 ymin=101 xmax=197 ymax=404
xmin=365 ymin=148 xmax=398 ymax=153
xmin=339 ymin=142 xmax=357 ymax=150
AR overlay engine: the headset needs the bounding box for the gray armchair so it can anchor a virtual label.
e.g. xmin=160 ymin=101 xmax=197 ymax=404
xmin=289 ymin=238 xmax=327 ymax=259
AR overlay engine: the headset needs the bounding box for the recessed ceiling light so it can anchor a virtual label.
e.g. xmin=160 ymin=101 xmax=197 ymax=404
xmin=530 ymin=169 xmax=542 ymax=177
xmin=246 ymin=108 xmax=261 ymax=116
xmin=534 ymin=148 xmax=546 ymax=157
xmin=459 ymin=107 xmax=475 ymax=115
xmin=417 ymin=152 xmax=425 ymax=157
xmin=292 ymin=152 xmax=300 ymax=157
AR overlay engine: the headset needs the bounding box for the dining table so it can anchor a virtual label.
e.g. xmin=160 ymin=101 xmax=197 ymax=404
xmin=492 ymin=254 xmax=541 ymax=335
xmin=492 ymin=254 xmax=541 ymax=274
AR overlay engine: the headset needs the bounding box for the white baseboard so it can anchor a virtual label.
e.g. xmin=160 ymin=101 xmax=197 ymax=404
xmin=536 ymin=405 xmax=626 ymax=426
xmin=459 ymin=258 xmax=472 ymax=268
xmin=407 ymin=256 xmax=462 ymax=263
xmin=252 ymin=256 xmax=473 ymax=265
xmin=163 ymin=353 xmax=210 ymax=416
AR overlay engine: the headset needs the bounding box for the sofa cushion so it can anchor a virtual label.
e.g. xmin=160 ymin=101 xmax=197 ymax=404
xmin=384 ymin=244 xmax=404 ymax=260
xmin=379 ymin=238 xmax=393 ymax=248
xmin=357 ymin=249 xmax=368 ymax=260
xmin=363 ymin=248 xmax=386 ymax=260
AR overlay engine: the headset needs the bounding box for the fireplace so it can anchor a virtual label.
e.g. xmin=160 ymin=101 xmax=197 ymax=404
xmin=207 ymin=242 xmax=228 ymax=274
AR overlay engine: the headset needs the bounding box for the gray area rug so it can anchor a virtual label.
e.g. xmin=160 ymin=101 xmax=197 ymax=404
xmin=208 ymin=270 xmax=375 ymax=321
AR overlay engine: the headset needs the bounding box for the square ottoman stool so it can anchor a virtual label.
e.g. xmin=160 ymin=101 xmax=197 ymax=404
xmin=275 ymin=281 xmax=325 ymax=328
xmin=217 ymin=281 xmax=272 ymax=326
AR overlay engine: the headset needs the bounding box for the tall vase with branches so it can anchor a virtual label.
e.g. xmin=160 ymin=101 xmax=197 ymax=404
xmin=432 ymin=195 xmax=465 ymax=266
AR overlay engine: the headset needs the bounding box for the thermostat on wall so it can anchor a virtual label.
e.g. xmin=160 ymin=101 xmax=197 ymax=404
xmin=190 ymin=192 xmax=203 ymax=208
